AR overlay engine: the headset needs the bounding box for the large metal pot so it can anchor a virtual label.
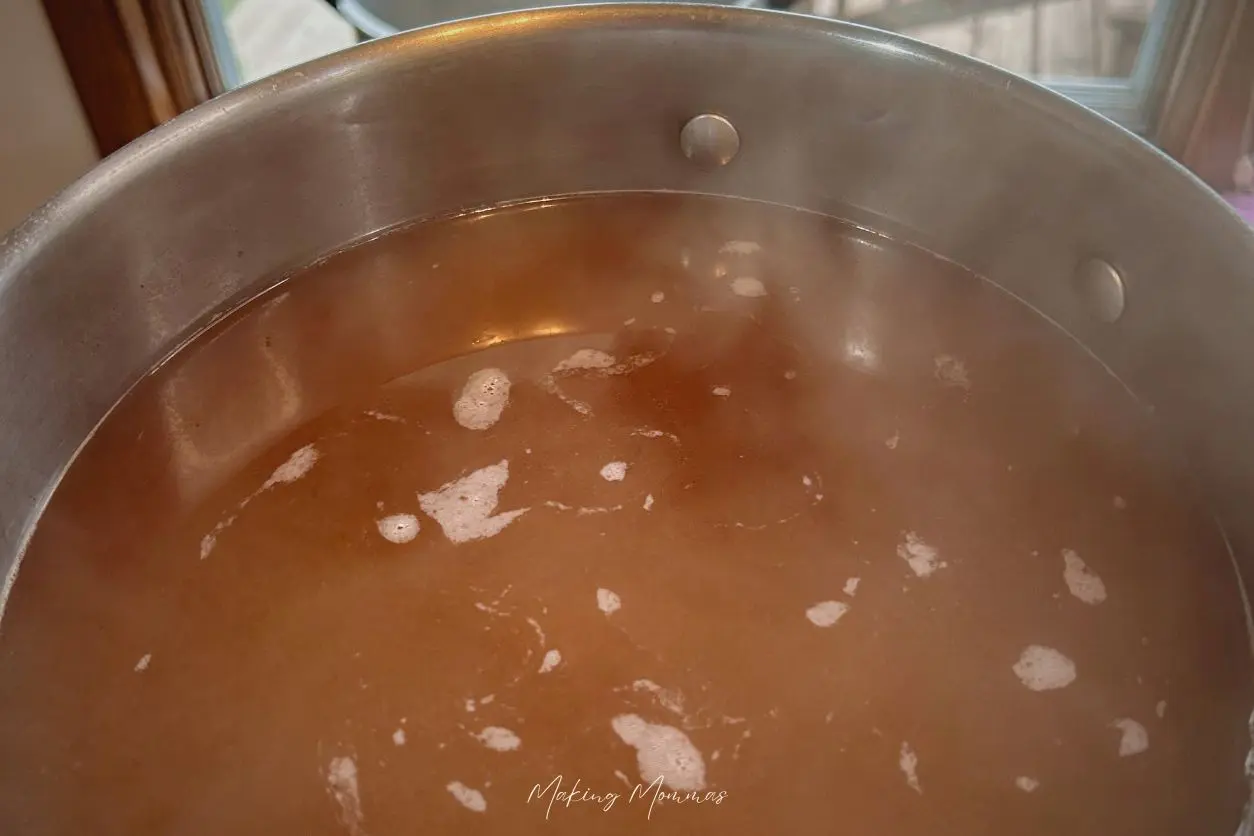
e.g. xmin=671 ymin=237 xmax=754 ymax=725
xmin=2 ymin=4 xmax=1254 ymax=831
xmin=335 ymin=0 xmax=763 ymax=38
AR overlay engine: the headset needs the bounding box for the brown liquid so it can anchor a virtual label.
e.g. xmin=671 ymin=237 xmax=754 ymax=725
xmin=0 ymin=194 xmax=1248 ymax=835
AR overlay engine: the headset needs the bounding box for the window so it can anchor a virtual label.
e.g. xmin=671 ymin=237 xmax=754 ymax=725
xmin=41 ymin=0 xmax=1254 ymax=186
xmin=199 ymin=0 xmax=358 ymax=89
xmin=834 ymin=0 xmax=1188 ymax=132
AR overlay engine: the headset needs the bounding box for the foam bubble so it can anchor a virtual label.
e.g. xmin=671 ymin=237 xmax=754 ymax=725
xmin=597 ymin=588 xmax=622 ymax=615
xmin=392 ymin=728 xmax=406 ymax=746
xmin=134 ymin=653 xmax=151 ymax=672
xmin=376 ymin=513 xmax=420 ymax=544
xmin=843 ymin=578 xmax=861 ymax=596
xmin=643 ymin=494 xmax=654 ymax=511
xmin=446 ymin=781 xmax=486 ymax=812
xmin=651 ymin=291 xmax=665 ymax=303
xmin=476 ymin=726 xmax=522 ymax=752
xmin=898 ymin=532 xmax=946 ymax=578
xmin=899 ymin=742 xmax=922 ymax=793
xmin=554 ymin=349 xmax=616 ymax=373
xmin=539 ymin=649 xmax=562 ymax=673
xmin=418 ymin=460 xmax=528 ymax=544
xmin=934 ymin=355 xmax=971 ymax=389
xmin=327 ymin=756 xmax=365 ymax=834
xmin=1112 ymin=718 xmax=1149 ymax=756
xmin=632 ymin=679 xmax=686 ymax=716
xmin=600 ymin=461 xmax=628 ymax=482
xmin=263 ymin=444 xmax=319 ymax=490
xmin=453 ymin=368 xmax=511 ymax=431
xmin=711 ymin=386 xmax=731 ymax=398
xmin=731 ymin=277 xmax=768 ymax=297
xmin=805 ymin=600 xmax=850 ymax=627
xmin=1013 ymin=645 xmax=1076 ymax=691
xmin=611 ymin=714 xmax=706 ymax=791
xmin=1015 ymin=776 xmax=1040 ymax=792
xmin=1062 ymin=549 xmax=1106 ymax=604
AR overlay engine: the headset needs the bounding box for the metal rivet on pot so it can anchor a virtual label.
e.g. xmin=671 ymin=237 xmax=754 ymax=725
xmin=680 ymin=114 xmax=740 ymax=168
xmin=1075 ymin=258 xmax=1125 ymax=323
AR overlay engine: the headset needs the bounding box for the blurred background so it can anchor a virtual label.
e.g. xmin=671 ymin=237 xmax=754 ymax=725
xmin=2 ymin=0 xmax=1252 ymax=234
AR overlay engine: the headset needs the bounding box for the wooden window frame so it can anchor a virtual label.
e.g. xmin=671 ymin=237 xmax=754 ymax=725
xmin=40 ymin=0 xmax=219 ymax=156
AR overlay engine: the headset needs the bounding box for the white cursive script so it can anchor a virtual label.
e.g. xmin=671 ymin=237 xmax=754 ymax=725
xmin=527 ymin=774 xmax=727 ymax=820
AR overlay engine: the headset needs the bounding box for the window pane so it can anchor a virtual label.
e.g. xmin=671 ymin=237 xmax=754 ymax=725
xmin=813 ymin=0 xmax=1161 ymax=80
xmin=204 ymin=0 xmax=358 ymax=88
xmin=201 ymin=0 xmax=1183 ymax=129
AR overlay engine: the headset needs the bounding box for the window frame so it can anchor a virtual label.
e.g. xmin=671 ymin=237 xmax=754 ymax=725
xmin=1042 ymin=0 xmax=1195 ymax=132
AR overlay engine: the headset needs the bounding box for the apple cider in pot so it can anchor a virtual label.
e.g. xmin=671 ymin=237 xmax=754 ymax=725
xmin=0 ymin=194 xmax=1248 ymax=835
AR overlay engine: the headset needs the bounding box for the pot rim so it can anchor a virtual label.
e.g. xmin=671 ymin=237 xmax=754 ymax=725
xmin=4 ymin=3 xmax=1249 ymax=286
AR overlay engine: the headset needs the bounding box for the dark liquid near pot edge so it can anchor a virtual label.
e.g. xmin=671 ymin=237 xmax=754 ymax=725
xmin=0 ymin=194 xmax=1248 ymax=835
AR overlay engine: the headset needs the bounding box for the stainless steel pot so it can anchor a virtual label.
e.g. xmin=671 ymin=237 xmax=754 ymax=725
xmin=2 ymin=4 xmax=1254 ymax=829
xmin=336 ymin=0 xmax=764 ymax=38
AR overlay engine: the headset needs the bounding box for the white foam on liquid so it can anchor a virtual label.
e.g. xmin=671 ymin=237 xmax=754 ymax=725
xmin=263 ymin=444 xmax=320 ymax=489
xmin=392 ymin=728 xmax=406 ymax=746
xmin=611 ymin=714 xmax=706 ymax=791
xmin=1015 ymin=776 xmax=1040 ymax=792
xmin=899 ymin=742 xmax=922 ymax=793
xmin=643 ymin=494 xmax=655 ymax=511
xmin=376 ymin=513 xmax=420 ymax=544
xmin=711 ymin=386 xmax=731 ymax=397
xmin=418 ymin=460 xmax=528 ymax=544
xmin=651 ymin=291 xmax=665 ymax=303
xmin=327 ymin=756 xmax=366 ymax=835
xmin=843 ymin=578 xmax=861 ymax=596
xmin=542 ymin=349 xmax=662 ymax=417
xmin=1156 ymin=700 xmax=1167 ymax=718
xmin=1062 ymin=549 xmax=1107 ymax=604
xmin=446 ymin=781 xmax=487 ymax=812
xmin=1013 ymin=645 xmax=1076 ymax=691
xmin=453 ymin=368 xmax=511 ymax=431
xmin=934 ymin=355 xmax=971 ymax=389
xmin=134 ymin=653 xmax=151 ymax=672
xmin=631 ymin=679 xmax=686 ymax=716
xmin=730 ymin=276 xmax=767 ymax=298
xmin=539 ymin=649 xmax=562 ymax=673
xmin=525 ymin=617 xmax=547 ymax=646
xmin=199 ymin=528 xmax=225 ymax=560
xmin=544 ymin=500 xmax=623 ymax=516
xmin=898 ymin=532 xmax=946 ymax=577
xmin=200 ymin=443 xmax=319 ymax=559
xmin=597 ymin=588 xmax=622 ymax=615
xmin=364 ymin=410 xmax=404 ymax=423
xmin=806 ymin=600 xmax=850 ymax=627
xmin=600 ymin=461 xmax=628 ymax=482
xmin=1112 ymin=718 xmax=1149 ymax=756
xmin=720 ymin=240 xmax=761 ymax=255
xmin=476 ymin=726 xmax=522 ymax=752
xmin=554 ymin=349 xmax=616 ymax=373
